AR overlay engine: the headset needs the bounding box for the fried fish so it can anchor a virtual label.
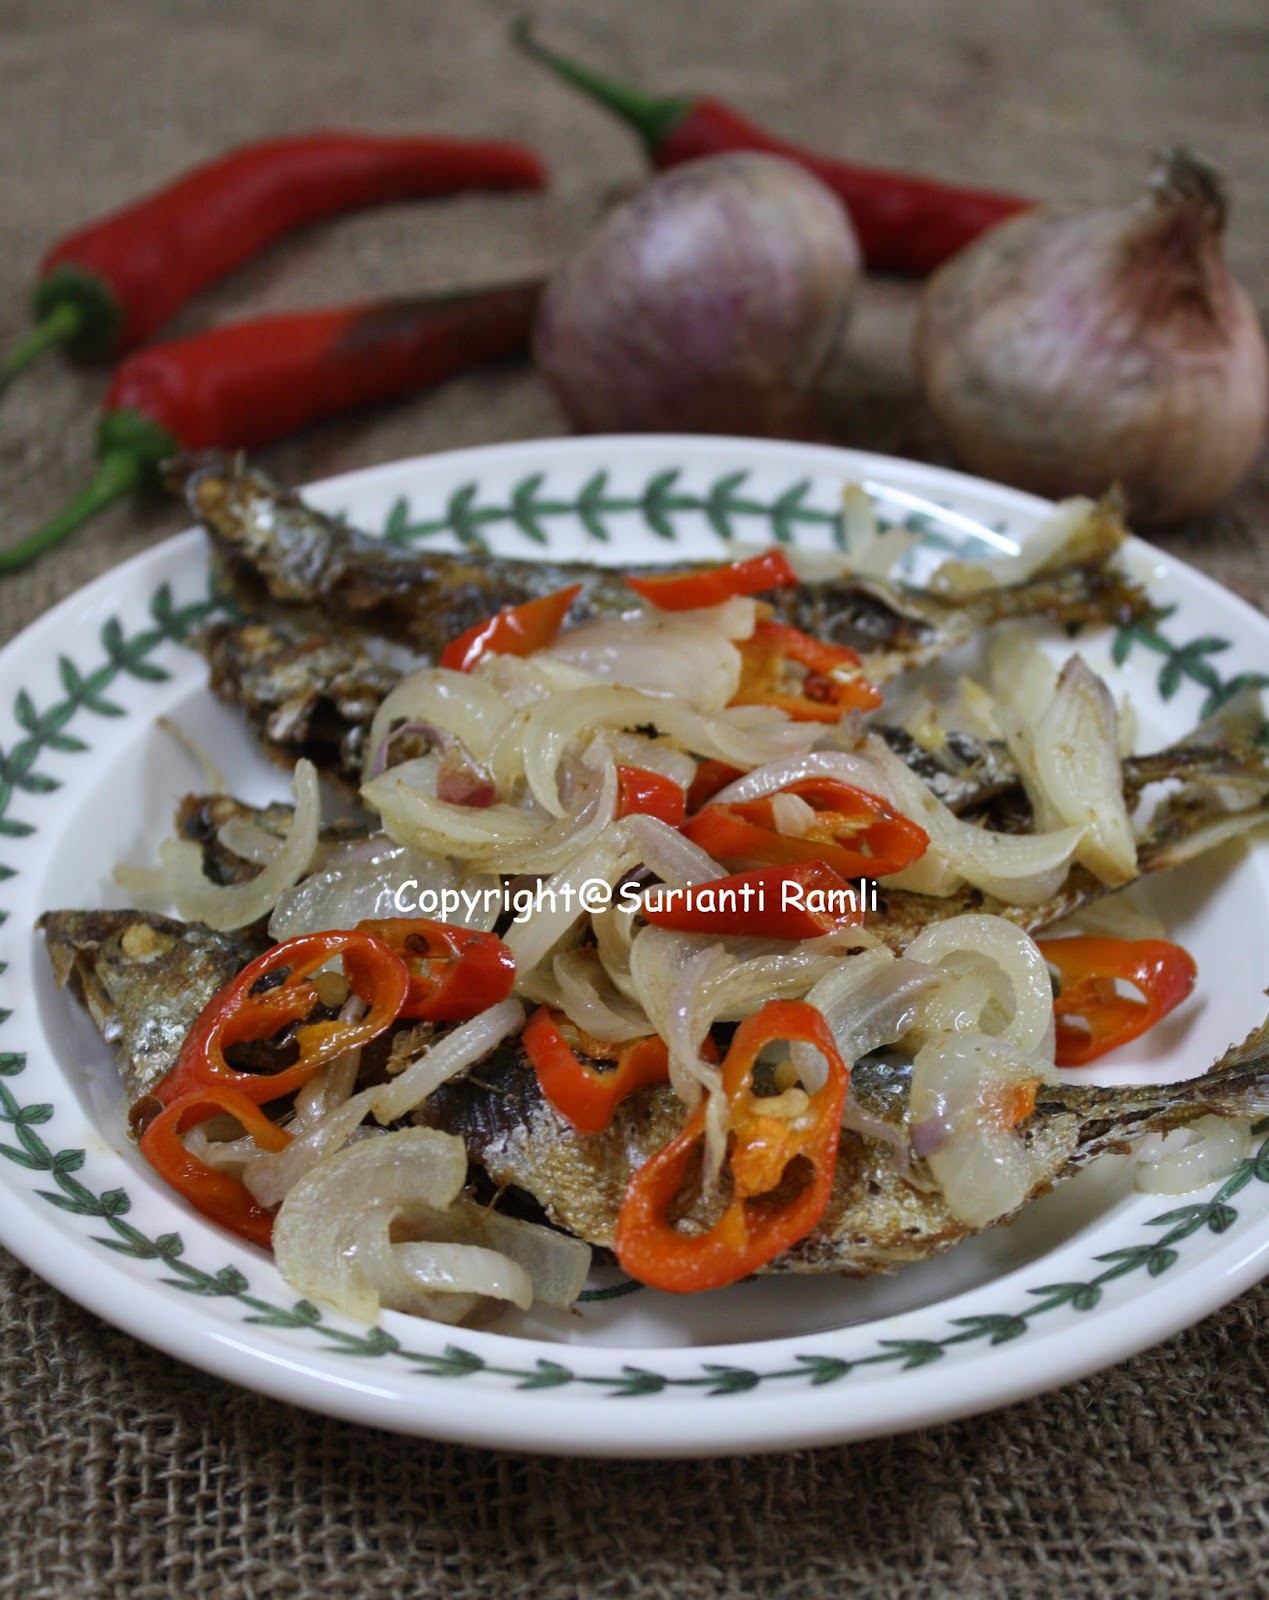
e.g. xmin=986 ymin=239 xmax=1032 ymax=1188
xmin=38 ymin=909 xmax=268 ymax=1102
xmin=181 ymin=455 xmax=1145 ymax=675
xmin=418 ymin=1013 xmax=1269 ymax=1274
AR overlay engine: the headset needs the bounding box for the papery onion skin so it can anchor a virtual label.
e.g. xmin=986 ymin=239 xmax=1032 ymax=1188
xmin=916 ymin=148 xmax=1269 ymax=524
xmin=534 ymin=152 xmax=860 ymax=438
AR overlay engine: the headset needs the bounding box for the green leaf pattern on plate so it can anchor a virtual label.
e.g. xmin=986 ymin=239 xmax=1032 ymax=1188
xmin=0 ymin=468 xmax=1262 ymax=1400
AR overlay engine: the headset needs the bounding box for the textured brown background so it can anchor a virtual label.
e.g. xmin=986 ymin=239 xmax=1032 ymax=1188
xmin=2 ymin=1 xmax=1268 ymax=1595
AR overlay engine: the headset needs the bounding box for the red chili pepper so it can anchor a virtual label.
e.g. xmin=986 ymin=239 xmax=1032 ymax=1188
xmin=625 ymin=549 xmax=799 ymax=611
xmin=2 ymin=131 xmax=546 ymax=391
xmin=615 ymin=765 xmax=687 ymax=827
xmin=1 ymin=280 xmax=543 ymax=574
xmin=615 ymin=999 xmax=850 ymax=1291
xmin=687 ymin=759 xmax=745 ymax=812
xmin=523 ymin=1008 xmax=673 ymax=1134
xmin=438 ymin=582 xmax=581 ymax=671
xmin=153 ymin=929 xmax=409 ymax=1112
xmin=138 ymin=1084 xmax=288 ymax=1248
xmin=640 ymin=861 xmax=864 ymax=939
xmin=682 ymin=777 xmax=929 ymax=879
xmin=515 ymin=23 xmax=1028 ymax=275
xmin=732 ymin=619 xmax=883 ymax=721
xmin=1036 ymin=936 xmax=1197 ymax=1067
xmin=354 ymin=918 xmax=516 ymax=1022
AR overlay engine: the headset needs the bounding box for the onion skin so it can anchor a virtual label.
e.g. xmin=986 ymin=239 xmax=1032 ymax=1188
xmin=534 ymin=152 xmax=860 ymax=437
xmin=915 ymin=149 xmax=1269 ymax=524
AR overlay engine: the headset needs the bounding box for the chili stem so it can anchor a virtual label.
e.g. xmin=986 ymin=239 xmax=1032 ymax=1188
xmin=512 ymin=18 xmax=690 ymax=152
xmin=0 ymin=451 xmax=144 ymax=573
xmin=0 ymin=300 xmax=84 ymax=397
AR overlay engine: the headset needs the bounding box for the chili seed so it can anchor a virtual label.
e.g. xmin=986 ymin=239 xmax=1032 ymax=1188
xmin=128 ymin=1094 xmax=163 ymax=1137
xmin=312 ymin=970 xmax=351 ymax=1010
xmin=250 ymin=965 xmax=291 ymax=994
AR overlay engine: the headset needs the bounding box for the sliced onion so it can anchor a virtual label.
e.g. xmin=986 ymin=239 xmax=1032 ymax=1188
xmin=216 ymin=815 xmax=284 ymax=865
xmin=552 ymin=945 xmax=652 ymax=1043
xmin=370 ymin=998 xmax=524 ymax=1125
xmin=1030 ymin=657 xmax=1137 ymax=885
xmin=363 ymin=666 xmax=512 ymax=780
xmin=506 ymin=685 xmax=816 ymax=820
xmin=604 ymin=731 xmax=697 ymax=789
xmin=269 ymin=840 xmax=501 ymax=940
xmin=500 ymin=818 xmax=645 ymax=975
xmin=364 ymin=1230 xmax=533 ymax=1320
xmin=904 ymin=915 xmax=1056 ymax=1062
xmin=714 ymin=743 xmax=1083 ymax=905
xmin=244 ymin=1086 xmax=377 ymax=1209
xmin=791 ymin=947 xmax=937 ymax=1088
xmin=930 ymin=497 xmax=1107 ymax=594
xmin=908 ymin=1031 xmax=1049 ymax=1227
xmin=155 ymin=714 xmax=227 ymax=793
xmin=162 ymin=759 xmax=321 ymax=931
xmin=542 ymin=600 xmax=755 ymax=713
xmin=273 ymin=1126 xmax=471 ymax=1321
xmin=625 ymin=813 xmax=723 ymax=888
xmin=628 ymin=930 xmax=726 ymax=1111
xmin=397 ymin=1200 xmax=591 ymax=1311
xmin=1135 ymin=1115 xmax=1250 ymax=1194
xmin=987 ymin=624 xmax=1058 ymax=725
xmin=364 ymin=747 xmax=618 ymax=875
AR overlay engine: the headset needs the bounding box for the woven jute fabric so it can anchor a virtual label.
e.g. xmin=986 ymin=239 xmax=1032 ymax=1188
xmin=2 ymin=2 xmax=1267 ymax=1595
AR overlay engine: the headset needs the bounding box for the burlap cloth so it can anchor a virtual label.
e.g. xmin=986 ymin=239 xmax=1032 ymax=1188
xmin=2 ymin=2 xmax=1267 ymax=1594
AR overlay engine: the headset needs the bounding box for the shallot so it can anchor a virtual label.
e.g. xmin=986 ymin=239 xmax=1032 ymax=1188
xmin=916 ymin=148 xmax=1268 ymax=523
xmin=534 ymin=151 xmax=860 ymax=437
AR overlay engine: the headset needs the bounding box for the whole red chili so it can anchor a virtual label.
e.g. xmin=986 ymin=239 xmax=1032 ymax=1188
xmin=1 ymin=131 xmax=546 ymax=393
xmin=515 ymin=23 xmax=1028 ymax=275
xmin=0 ymin=279 xmax=543 ymax=573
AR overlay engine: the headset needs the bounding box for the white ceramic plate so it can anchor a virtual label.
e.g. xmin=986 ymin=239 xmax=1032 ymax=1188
xmin=3 ymin=436 xmax=1268 ymax=1458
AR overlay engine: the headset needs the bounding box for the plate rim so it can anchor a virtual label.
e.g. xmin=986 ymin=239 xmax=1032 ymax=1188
xmin=2 ymin=433 xmax=1268 ymax=1458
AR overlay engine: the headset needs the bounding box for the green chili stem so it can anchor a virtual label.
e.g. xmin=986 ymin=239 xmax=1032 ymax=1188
xmin=0 ymin=300 xmax=85 ymax=397
xmin=511 ymin=18 xmax=690 ymax=154
xmin=0 ymin=451 xmax=144 ymax=573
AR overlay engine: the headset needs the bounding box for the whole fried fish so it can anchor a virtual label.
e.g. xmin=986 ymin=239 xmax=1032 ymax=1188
xmin=39 ymin=903 xmax=1269 ymax=1279
xmin=420 ymin=1014 xmax=1269 ymax=1274
xmin=181 ymin=455 xmax=1145 ymax=675
xmin=39 ymin=910 xmax=268 ymax=1101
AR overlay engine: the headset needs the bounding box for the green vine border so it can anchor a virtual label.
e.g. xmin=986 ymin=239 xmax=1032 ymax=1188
xmin=0 ymin=467 xmax=1266 ymax=1400
xmin=376 ymin=467 xmax=972 ymax=556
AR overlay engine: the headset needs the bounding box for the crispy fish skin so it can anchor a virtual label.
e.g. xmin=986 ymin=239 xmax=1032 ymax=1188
xmin=38 ymin=910 xmax=268 ymax=1102
xmin=420 ymin=1014 xmax=1269 ymax=1274
xmin=175 ymin=792 xmax=372 ymax=886
xmin=180 ymin=455 xmax=1146 ymax=669
xmin=40 ymin=901 xmax=1269 ymax=1279
xmin=202 ymin=618 xmax=401 ymax=790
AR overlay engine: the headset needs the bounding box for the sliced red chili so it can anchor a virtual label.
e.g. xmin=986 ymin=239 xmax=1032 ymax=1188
xmin=615 ymin=999 xmax=850 ymax=1292
xmin=1036 ymin=935 xmax=1198 ymax=1067
xmin=683 ymin=777 xmax=929 ymax=879
xmin=625 ymin=549 xmax=799 ymax=611
xmin=523 ymin=1008 xmax=673 ymax=1134
xmin=731 ymin=619 xmax=882 ymax=722
xmin=154 ymin=929 xmax=409 ymax=1112
xmin=687 ymin=759 xmax=744 ymax=812
xmin=439 ymin=584 xmax=582 ymax=672
xmin=138 ymin=1083 xmax=289 ymax=1247
xmin=640 ymin=861 xmax=864 ymax=939
xmin=355 ymin=918 xmax=516 ymax=1022
xmin=615 ymin=765 xmax=687 ymax=827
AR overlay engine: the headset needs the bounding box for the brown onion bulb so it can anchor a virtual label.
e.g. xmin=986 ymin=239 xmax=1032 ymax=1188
xmin=534 ymin=152 xmax=860 ymax=438
xmin=915 ymin=149 xmax=1268 ymax=524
